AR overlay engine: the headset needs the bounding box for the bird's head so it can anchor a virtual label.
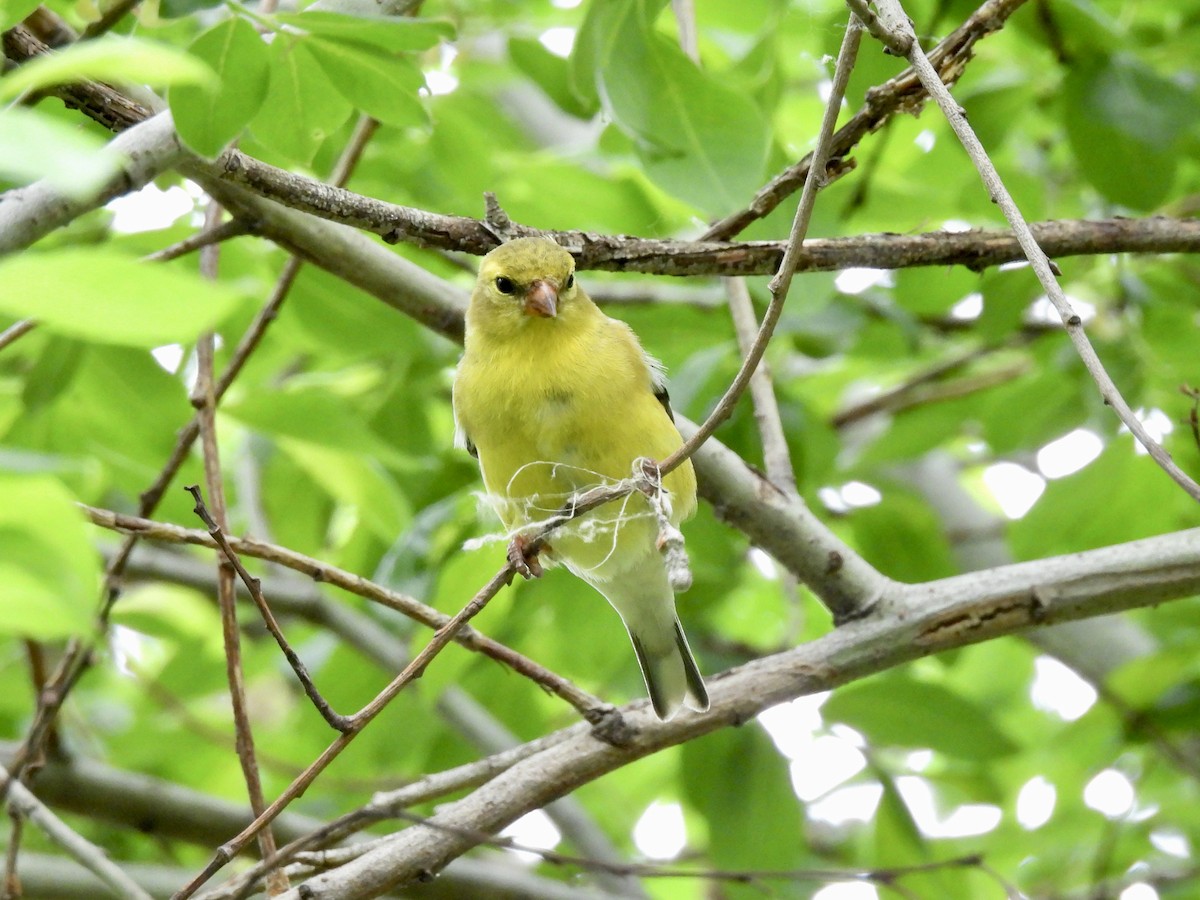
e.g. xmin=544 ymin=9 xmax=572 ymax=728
xmin=469 ymin=237 xmax=582 ymax=337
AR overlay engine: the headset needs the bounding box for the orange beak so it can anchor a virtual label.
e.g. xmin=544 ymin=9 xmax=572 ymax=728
xmin=524 ymin=279 xmax=558 ymax=318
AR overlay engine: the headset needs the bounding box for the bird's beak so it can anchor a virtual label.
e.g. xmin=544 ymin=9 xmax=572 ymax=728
xmin=524 ymin=280 xmax=558 ymax=318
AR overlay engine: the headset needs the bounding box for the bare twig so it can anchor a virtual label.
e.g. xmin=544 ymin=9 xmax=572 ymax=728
xmin=724 ymin=279 xmax=799 ymax=496
xmin=702 ymin=0 xmax=1030 ymax=240
xmin=252 ymin=524 xmax=1200 ymax=898
xmin=831 ymin=338 xmax=1033 ymax=428
xmin=184 ymin=486 xmax=354 ymax=734
xmin=193 ymin=209 xmax=288 ymax=894
xmin=1182 ymin=384 xmax=1200 ymax=454
xmin=80 ymin=0 xmax=143 ymax=39
xmin=868 ymin=0 xmax=1200 ymax=503
xmin=207 ymin=154 xmax=1200 ymax=274
xmin=203 ymin=731 xmax=576 ymax=899
xmin=172 ymin=563 xmax=517 ymax=899
xmin=327 ymin=116 xmax=379 ymax=186
xmin=144 ymin=219 xmax=252 ymax=263
xmin=296 ymin=805 xmax=993 ymax=893
xmin=659 ymin=12 xmax=863 ymax=479
xmin=724 ymin=277 xmax=807 ymax=636
xmin=0 ymin=764 xmax=153 ymax=900
xmin=0 ymin=319 xmax=37 ymax=352
xmin=85 ymin=505 xmax=606 ymax=714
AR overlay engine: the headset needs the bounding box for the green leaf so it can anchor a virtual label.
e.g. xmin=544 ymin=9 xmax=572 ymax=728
xmin=112 ymin=583 xmax=224 ymax=653
xmin=273 ymin=11 xmax=454 ymax=53
xmin=0 ymin=107 xmax=116 ymax=196
xmin=250 ymin=36 xmax=354 ymax=165
xmin=1062 ymin=54 xmax=1197 ymax=209
xmin=169 ymin=17 xmax=271 ymax=157
xmin=0 ymin=474 xmax=98 ymax=639
xmin=509 ymin=37 xmax=593 ymax=119
xmin=0 ymin=36 xmax=215 ymax=103
xmin=0 ymin=249 xmax=245 ymax=347
xmin=850 ymin=492 xmax=958 ymax=583
xmin=1109 ymin=648 xmax=1200 ymax=708
xmin=21 ymin=336 xmax=84 ymax=411
xmin=824 ymin=673 xmax=1021 ymax=760
xmin=1011 ymin=439 xmax=1196 ymax=560
xmin=222 ymin=386 xmax=409 ymax=467
xmin=159 ymin=0 xmax=224 ymax=18
xmin=573 ymin=0 xmax=769 ymax=214
xmin=893 ymin=266 xmax=981 ymax=317
xmin=280 ymin=439 xmax=411 ymax=541
xmin=0 ymin=0 xmax=40 ymax=30
xmin=306 ymin=37 xmax=427 ymax=128
xmin=682 ymin=724 xmax=807 ymax=880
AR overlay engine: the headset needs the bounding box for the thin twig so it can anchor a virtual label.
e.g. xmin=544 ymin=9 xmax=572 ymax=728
xmin=3 ymin=804 xmax=23 ymax=899
xmin=171 ymin=565 xmax=517 ymax=900
xmin=201 ymin=732 xmax=576 ymax=899
xmin=0 ymin=764 xmax=153 ymax=900
xmin=0 ymin=319 xmax=37 ymax=353
xmin=724 ymin=277 xmax=807 ymax=637
xmin=831 ymin=337 xmax=1033 ymax=428
xmin=0 ymin=103 xmax=383 ymax=805
xmin=193 ymin=208 xmax=289 ymax=895
xmin=659 ymin=13 xmax=863 ymax=478
xmin=327 ymin=116 xmax=378 ymax=187
xmin=80 ymin=0 xmax=142 ymax=39
xmin=1181 ymin=384 xmax=1200 ymax=454
xmin=316 ymin=808 xmax=991 ymax=889
xmin=724 ymin=279 xmax=799 ymax=496
xmin=702 ymin=0 xmax=1029 ymax=240
xmin=870 ymin=0 xmax=1200 ymax=503
xmin=144 ymin=219 xmax=252 ymax=263
xmin=184 ymin=485 xmax=354 ymax=734
xmin=85 ymin=505 xmax=606 ymax=715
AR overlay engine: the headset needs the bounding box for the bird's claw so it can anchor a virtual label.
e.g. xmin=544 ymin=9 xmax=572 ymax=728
xmin=507 ymin=534 xmax=544 ymax=580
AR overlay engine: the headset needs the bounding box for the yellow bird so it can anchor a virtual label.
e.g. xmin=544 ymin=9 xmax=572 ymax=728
xmin=453 ymin=237 xmax=709 ymax=719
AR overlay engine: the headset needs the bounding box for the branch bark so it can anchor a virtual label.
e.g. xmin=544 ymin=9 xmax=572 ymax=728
xmin=702 ymin=0 xmax=1031 ymax=239
xmin=276 ymin=525 xmax=1200 ymax=898
xmin=0 ymin=763 xmax=153 ymax=900
xmin=863 ymin=0 xmax=1200 ymax=502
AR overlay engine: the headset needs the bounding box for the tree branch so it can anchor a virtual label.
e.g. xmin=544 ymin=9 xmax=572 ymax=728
xmin=865 ymin=0 xmax=1200 ymax=502
xmin=270 ymin=525 xmax=1200 ymax=898
xmin=84 ymin=506 xmax=605 ymax=716
xmin=0 ymin=763 xmax=153 ymax=900
xmin=701 ymin=0 xmax=1031 ymax=240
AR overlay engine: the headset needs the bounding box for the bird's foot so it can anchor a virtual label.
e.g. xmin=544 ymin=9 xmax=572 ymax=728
xmin=507 ymin=533 xmax=544 ymax=580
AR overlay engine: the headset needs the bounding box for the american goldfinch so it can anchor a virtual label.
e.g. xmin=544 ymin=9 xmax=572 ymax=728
xmin=453 ymin=237 xmax=709 ymax=719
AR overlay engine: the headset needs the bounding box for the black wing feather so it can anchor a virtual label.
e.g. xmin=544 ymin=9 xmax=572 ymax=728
xmin=654 ymin=383 xmax=675 ymax=422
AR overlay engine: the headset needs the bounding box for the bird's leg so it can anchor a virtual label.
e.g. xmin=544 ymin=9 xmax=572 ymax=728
xmin=507 ymin=532 xmax=544 ymax=580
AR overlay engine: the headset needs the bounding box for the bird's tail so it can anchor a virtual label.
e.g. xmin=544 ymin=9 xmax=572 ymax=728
xmin=628 ymin=616 xmax=709 ymax=720
xmin=592 ymin=556 xmax=709 ymax=720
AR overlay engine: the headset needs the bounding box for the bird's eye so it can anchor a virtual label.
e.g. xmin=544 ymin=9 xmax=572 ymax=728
xmin=565 ymin=273 xmax=575 ymax=289
xmin=495 ymin=275 xmax=515 ymax=295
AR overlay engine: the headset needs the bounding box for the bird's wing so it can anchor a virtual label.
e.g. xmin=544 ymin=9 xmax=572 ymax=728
xmin=451 ymin=378 xmax=479 ymax=458
xmin=643 ymin=350 xmax=676 ymax=422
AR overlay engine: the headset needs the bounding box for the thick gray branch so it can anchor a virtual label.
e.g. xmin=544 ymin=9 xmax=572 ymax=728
xmin=281 ymin=526 xmax=1200 ymax=898
xmin=0 ymin=112 xmax=184 ymax=257
xmin=0 ymin=744 xmax=622 ymax=900
xmin=1 ymin=763 xmax=153 ymax=900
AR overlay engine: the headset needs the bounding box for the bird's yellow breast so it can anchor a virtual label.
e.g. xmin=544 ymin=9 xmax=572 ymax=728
xmin=454 ymin=310 xmax=696 ymax=577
